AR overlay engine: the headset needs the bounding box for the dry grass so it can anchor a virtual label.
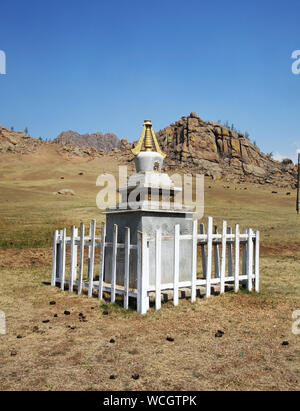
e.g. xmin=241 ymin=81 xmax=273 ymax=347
xmin=0 ymin=256 xmax=299 ymax=391
xmin=0 ymin=148 xmax=299 ymax=390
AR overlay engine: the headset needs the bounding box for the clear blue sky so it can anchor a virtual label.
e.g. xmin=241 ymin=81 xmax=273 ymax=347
xmin=0 ymin=0 xmax=299 ymax=161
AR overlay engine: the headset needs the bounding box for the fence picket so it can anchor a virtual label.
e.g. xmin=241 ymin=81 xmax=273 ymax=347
xmin=255 ymin=231 xmax=260 ymax=292
xmin=111 ymin=224 xmax=118 ymax=303
xmin=56 ymin=230 xmax=63 ymax=284
xmin=51 ymin=230 xmax=58 ymax=287
xmin=227 ymin=226 xmax=233 ymax=277
xmin=124 ymin=227 xmax=130 ymax=309
xmin=200 ymin=224 xmax=207 ymax=278
xmin=137 ymin=232 xmax=142 ymax=313
xmin=74 ymin=227 xmax=78 ymax=281
xmin=78 ymin=223 xmax=85 ymax=295
xmin=155 ymin=229 xmax=162 ymax=310
xmin=145 ymin=236 xmax=150 ymax=312
xmin=206 ymin=217 xmax=213 ymax=297
xmin=191 ymin=220 xmax=197 ymax=302
xmin=220 ymin=220 xmax=227 ymax=294
xmin=213 ymin=225 xmax=220 ymax=278
xmin=137 ymin=232 xmax=148 ymax=314
xmin=87 ymin=222 xmax=92 ymax=279
xmin=242 ymin=228 xmax=247 ymax=286
xmin=88 ymin=220 xmax=96 ymax=298
xmin=69 ymin=225 xmax=76 ymax=292
xmin=98 ymin=222 xmax=106 ymax=300
xmin=247 ymin=228 xmax=253 ymax=291
xmin=173 ymin=224 xmax=180 ymax=306
xmin=234 ymin=224 xmax=240 ymax=292
xmin=242 ymin=228 xmax=247 ymax=274
xmin=51 ymin=217 xmax=260 ymax=313
xmin=60 ymin=228 xmax=66 ymax=291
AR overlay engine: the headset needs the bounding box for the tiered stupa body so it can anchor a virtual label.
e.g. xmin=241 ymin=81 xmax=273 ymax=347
xmin=104 ymin=120 xmax=196 ymax=288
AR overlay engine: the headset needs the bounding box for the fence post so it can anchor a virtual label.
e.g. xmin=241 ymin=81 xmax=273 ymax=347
xmin=173 ymin=224 xmax=180 ymax=306
xmin=247 ymin=228 xmax=253 ymax=291
xmin=200 ymin=224 xmax=207 ymax=278
xmin=88 ymin=220 xmax=96 ymax=298
xmin=98 ymin=222 xmax=106 ymax=300
xmin=227 ymin=226 xmax=233 ymax=277
xmin=137 ymin=231 xmax=149 ymax=314
xmin=254 ymin=230 xmax=260 ymax=292
xmin=213 ymin=225 xmax=220 ymax=278
xmin=87 ymin=221 xmax=92 ymax=285
xmin=124 ymin=227 xmax=130 ymax=309
xmin=242 ymin=228 xmax=247 ymax=287
xmin=206 ymin=217 xmax=213 ymax=297
xmin=220 ymin=220 xmax=227 ymax=294
xmin=74 ymin=227 xmax=78 ymax=281
xmin=137 ymin=232 xmax=142 ymax=313
xmin=111 ymin=224 xmax=118 ymax=303
xmin=51 ymin=230 xmax=58 ymax=287
xmin=191 ymin=220 xmax=197 ymax=302
xmin=56 ymin=231 xmax=62 ymax=284
xmin=60 ymin=228 xmax=66 ymax=291
xmin=78 ymin=223 xmax=85 ymax=295
xmin=69 ymin=225 xmax=76 ymax=292
xmin=155 ymin=229 xmax=162 ymax=310
xmin=234 ymin=224 xmax=240 ymax=292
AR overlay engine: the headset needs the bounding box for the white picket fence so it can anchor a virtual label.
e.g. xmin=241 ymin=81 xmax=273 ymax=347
xmin=51 ymin=217 xmax=260 ymax=314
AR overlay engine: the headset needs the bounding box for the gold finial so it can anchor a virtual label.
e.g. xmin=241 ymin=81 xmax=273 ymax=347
xmin=131 ymin=120 xmax=166 ymax=158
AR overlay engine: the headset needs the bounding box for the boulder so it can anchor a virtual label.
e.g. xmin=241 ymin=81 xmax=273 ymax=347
xmin=243 ymin=164 xmax=266 ymax=178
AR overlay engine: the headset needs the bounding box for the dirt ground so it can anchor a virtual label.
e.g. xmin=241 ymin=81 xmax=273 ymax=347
xmin=0 ymin=150 xmax=299 ymax=390
xmin=0 ymin=245 xmax=299 ymax=391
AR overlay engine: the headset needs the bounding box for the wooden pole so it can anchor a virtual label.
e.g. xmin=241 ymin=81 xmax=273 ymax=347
xmin=297 ymin=153 xmax=300 ymax=214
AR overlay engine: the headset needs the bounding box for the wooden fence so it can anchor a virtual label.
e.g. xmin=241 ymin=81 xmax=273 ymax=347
xmin=51 ymin=217 xmax=260 ymax=314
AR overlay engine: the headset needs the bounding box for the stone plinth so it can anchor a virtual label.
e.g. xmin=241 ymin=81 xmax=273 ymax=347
xmin=104 ymin=208 xmax=195 ymax=289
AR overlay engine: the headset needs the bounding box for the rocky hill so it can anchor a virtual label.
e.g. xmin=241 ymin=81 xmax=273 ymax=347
xmin=124 ymin=113 xmax=296 ymax=188
xmin=1 ymin=115 xmax=297 ymax=188
xmin=0 ymin=126 xmax=44 ymax=154
xmin=0 ymin=126 xmax=121 ymax=159
xmin=53 ymin=130 xmax=120 ymax=152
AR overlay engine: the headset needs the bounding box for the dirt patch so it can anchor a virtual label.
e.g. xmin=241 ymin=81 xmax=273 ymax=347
xmin=0 ymin=271 xmax=299 ymax=391
xmin=260 ymin=242 xmax=300 ymax=257
xmin=0 ymin=248 xmax=52 ymax=269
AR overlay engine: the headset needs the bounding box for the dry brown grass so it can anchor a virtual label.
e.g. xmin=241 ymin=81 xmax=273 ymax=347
xmin=0 ymin=148 xmax=299 ymax=390
xmin=0 ymin=256 xmax=299 ymax=391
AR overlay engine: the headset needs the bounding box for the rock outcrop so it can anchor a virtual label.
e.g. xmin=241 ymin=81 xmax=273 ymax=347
xmin=0 ymin=126 xmax=44 ymax=154
xmin=150 ymin=113 xmax=297 ymax=187
xmin=53 ymin=130 xmax=120 ymax=152
xmin=0 ymin=126 xmax=121 ymax=159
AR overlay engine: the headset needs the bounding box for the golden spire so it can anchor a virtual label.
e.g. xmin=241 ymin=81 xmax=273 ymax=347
xmin=131 ymin=120 xmax=166 ymax=158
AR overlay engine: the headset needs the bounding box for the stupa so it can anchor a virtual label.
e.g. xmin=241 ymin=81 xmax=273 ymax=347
xmin=104 ymin=120 xmax=196 ymax=288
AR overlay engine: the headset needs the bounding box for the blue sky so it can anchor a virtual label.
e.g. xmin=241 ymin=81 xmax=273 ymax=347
xmin=0 ymin=0 xmax=299 ymax=161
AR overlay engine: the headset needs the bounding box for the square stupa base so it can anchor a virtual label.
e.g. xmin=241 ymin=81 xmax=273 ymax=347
xmin=104 ymin=208 xmax=195 ymax=289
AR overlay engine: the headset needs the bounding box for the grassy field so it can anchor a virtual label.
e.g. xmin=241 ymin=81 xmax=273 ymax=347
xmin=0 ymin=148 xmax=299 ymax=390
